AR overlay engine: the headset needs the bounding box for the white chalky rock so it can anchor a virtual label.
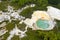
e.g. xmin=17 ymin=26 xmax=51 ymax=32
xmin=0 ymin=29 xmax=8 ymax=36
xmin=47 ymin=6 xmax=60 ymax=20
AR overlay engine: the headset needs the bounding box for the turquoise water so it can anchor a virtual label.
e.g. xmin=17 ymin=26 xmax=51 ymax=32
xmin=36 ymin=19 xmax=49 ymax=29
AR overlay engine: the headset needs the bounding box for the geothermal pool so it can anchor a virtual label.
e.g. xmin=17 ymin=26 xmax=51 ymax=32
xmin=36 ymin=19 xmax=49 ymax=29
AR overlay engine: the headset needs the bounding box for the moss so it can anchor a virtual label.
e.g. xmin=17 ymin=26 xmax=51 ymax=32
xmin=18 ymin=23 xmax=26 ymax=31
xmin=5 ymin=22 xmax=15 ymax=31
xmin=20 ymin=7 xmax=34 ymax=18
xmin=11 ymin=35 xmax=20 ymax=40
xmin=0 ymin=1 xmax=8 ymax=11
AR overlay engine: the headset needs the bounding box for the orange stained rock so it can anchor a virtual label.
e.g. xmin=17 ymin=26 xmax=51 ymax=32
xmin=33 ymin=11 xmax=51 ymax=20
xmin=40 ymin=13 xmax=51 ymax=20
